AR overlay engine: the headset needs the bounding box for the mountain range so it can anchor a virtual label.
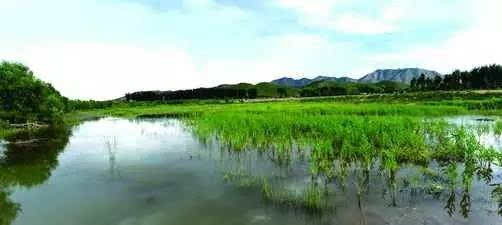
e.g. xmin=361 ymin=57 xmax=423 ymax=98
xmin=271 ymin=68 xmax=441 ymax=87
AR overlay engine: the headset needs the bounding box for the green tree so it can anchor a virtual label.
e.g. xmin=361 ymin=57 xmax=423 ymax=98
xmin=417 ymin=74 xmax=427 ymax=90
xmin=410 ymin=78 xmax=417 ymax=90
xmin=0 ymin=61 xmax=67 ymax=123
xmin=277 ymin=87 xmax=288 ymax=98
xmin=433 ymin=76 xmax=442 ymax=90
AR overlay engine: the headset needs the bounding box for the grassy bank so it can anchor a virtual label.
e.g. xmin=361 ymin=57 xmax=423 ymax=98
xmin=68 ymin=100 xmax=468 ymax=120
xmin=0 ymin=120 xmax=17 ymax=140
xmin=65 ymin=90 xmax=502 ymax=120
xmin=0 ymin=127 xmax=17 ymax=140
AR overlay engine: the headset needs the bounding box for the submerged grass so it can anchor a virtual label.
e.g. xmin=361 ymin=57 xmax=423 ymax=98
xmin=494 ymin=120 xmax=502 ymax=135
xmin=222 ymin=170 xmax=333 ymax=213
xmin=192 ymin=112 xmax=501 ymax=173
xmin=177 ymin=100 xmax=502 ymax=215
xmin=261 ymin=181 xmax=333 ymax=214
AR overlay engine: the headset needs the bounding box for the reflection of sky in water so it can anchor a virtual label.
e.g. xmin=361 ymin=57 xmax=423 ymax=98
xmin=446 ymin=115 xmax=502 ymax=179
xmin=446 ymin=115 xmax=502 ymax=151
xmin=9 ymin=118 xmax=217 ymax=225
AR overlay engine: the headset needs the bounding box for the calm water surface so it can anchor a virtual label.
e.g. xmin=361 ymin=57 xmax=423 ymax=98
xmin=0 ymin=117 xmax=501 ymax=225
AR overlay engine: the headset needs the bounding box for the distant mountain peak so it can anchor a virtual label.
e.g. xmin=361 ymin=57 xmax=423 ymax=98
xmin=358 ymin=68 xmax=441 ymax=84
xmin=271 ymin=68 xmax=441 ymax=87
xmin=271 ymin=75 xmax=357 ymax=87
xmin=271 ymin=77 xmax=315 ymax=87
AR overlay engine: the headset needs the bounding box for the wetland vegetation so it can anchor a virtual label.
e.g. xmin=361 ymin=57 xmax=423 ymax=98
xmin=184 ymin=102 xmax=502 ymax=215
xmin=63 ymin=99 xmax=502 ymax=222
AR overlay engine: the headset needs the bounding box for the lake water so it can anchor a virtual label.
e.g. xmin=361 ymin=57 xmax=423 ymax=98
xmin=1 ymin=117 xmax=501 ymax=225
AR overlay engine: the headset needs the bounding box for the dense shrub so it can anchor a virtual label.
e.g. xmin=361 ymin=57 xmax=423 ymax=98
xmin=0 ymin=61 xmax=68 ymax=123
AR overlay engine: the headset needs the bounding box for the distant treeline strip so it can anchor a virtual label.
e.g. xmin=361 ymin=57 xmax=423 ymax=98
xmin=125 ymin=81 xmax=408 ymax=101
xmin=411 ymin=64 xmax=502 ymax=91
xmin=126 ymin=87 xmax=259 ymax=101
xmin=298 ymin=81 xmax=407 ymax=97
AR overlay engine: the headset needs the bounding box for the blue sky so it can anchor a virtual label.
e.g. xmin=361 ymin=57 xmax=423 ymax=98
xmin=1 ymin=0 xmax=501 ymax=99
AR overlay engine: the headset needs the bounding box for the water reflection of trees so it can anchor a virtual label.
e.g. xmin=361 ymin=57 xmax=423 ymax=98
xmin=0 ymin=126 xmax=71 ymax=225
xmin=0 ymin=190 xmax=19 ymax=225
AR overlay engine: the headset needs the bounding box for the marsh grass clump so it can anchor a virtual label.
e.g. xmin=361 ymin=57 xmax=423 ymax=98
xmin=494 ymin=120 xmax=502 ymax=135
xmin=180 ymin=101 xmax=502 ymax=217
xmin=0 ymin=124 xmax=13 ymax=140
xmin=401 ymin=165 xmax=458 ymax=198
xmin=192 ymin=112 xmax=500 ymax=170
xmin=222 ymin=169 xmax=334 ymax=213
xmin=261 ymin=180 xmax=333 ymax=214
xmin=0 ymin=119 xmax=23 ymax=140
xmin=190 ymin=105 xmax=502 ymax=187
xmin=222 ymin=170 xmax=265 ymax=188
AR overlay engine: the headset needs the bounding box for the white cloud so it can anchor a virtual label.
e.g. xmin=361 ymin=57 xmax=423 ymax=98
xmin=332 ymin=13 xmax=397 ymax=34
xmin=274 ymin=0 xmax=343 ymax=17
xmin=0 ymin=0 xmax=258 ymax=100
xmin=186 ymin=33 xmax=359 ymax=85
xmin=273 ymin=0 xmax=405 ymax=34
xmin=381 ymin=1 xmax=408 ymax=21
xmin=1 ymin=33 xmax=361 ymax=99
xmin=2 ymin=43 xmax=202 ymax=100
xmin=369 ymin=0 xmax=502 ymax=73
